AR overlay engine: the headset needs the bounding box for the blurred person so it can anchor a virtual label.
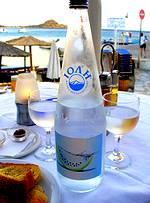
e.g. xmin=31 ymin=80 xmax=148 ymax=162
xmin=128 ymin=32 xmax=132 ymax=43
xmin=124 ymin=32 xmax=129 ymax=45
xmin=140 ymin=32 xmax=147 ymax=58
xmin=120 ymin=32 xmax=124 ymax=44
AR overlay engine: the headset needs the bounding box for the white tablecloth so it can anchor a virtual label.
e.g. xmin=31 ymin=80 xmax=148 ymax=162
xmin=0 ymin=82 xmax=150 ymax=203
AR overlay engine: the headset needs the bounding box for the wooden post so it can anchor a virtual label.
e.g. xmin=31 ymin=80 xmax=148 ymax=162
xmin=24 ymin=46 xmax=26 ymax=67
xmin=29 ymin=46 xmax=33 ymax=71
xmin=0 ymin=55 xmax=2 ymax=69
xmin=138 ymin=19 xmax=142 ymax=68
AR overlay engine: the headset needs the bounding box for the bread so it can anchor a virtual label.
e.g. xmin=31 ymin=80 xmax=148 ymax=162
xmin=0 ymin=166 xmax=35 ymax=203
xmin=0 ymin=163 xmax=41 ymax=183
xmin=27 ymin=185 xmax=48 ymax=203
xmin=0 ymin=162 xmax=47 ymax=203
xmin=0 ymin=185 xmax=48 ymax=203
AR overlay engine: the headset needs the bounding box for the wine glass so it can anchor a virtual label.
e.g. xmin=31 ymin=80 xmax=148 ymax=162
xmin=103 ymin=91 xmax=140 ymax=169
xmin=28 ymin=89 xmax=57 ymax=162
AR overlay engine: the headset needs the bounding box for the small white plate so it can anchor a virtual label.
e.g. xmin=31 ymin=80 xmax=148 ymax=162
xmin=0 ymin=159 xmax=61 ymax=203
xmin=0 ymin=128 xmax=41 ymax=158
xmin=0 ymin=89 xmax=6 ymax=94
xmin=41 ymin=166 xmax=61 ymax=203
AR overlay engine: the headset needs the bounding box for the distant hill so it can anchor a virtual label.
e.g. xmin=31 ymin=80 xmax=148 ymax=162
xmin=35 ymin=20 xmax=67 ymax=29
xmin=0 ymin=20 xmax=67 ymax=29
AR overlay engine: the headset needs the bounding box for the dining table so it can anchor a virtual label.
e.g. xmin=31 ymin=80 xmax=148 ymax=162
xmin=0 ymin=82 xmax=150 ymax=203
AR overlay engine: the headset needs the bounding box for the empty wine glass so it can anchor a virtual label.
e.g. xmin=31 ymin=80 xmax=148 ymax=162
xmin=28 ymin=89 xmax=57 ymax=162
xmin=103 ymin=91 xmax=140 ymax=169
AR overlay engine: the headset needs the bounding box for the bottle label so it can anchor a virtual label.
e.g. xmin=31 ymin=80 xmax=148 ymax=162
xmin=55 ymin=132 xmax=104 ymax=180
xmin=63 ymin=64 xmax=92 ymax=95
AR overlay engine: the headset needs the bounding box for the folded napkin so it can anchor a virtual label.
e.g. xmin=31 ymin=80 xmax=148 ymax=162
xmin=0 ymin=130 xmax=36 ymax=157
xmin=0 ymin=114 xmax=16 ymax=129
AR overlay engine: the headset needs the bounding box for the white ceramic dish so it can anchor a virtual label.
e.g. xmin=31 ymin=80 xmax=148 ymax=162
xmin=0 ymin=88 xmax=6 ymax=94
xmin=0 ymin=128 xmax=41 ymax=158
xmin=0 ymin=159 xmax=61 ymax=203
xmin=40 ymin=165 xmax=61 ymax=203
xmin=8 ymin=127 xmax=29 ymax=142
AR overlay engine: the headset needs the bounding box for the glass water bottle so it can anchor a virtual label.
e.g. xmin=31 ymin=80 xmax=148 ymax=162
xmin=55 ymin=0 xmax=106 ymax=193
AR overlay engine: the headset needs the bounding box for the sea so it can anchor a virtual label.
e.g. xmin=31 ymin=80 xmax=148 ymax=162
xmin=0 ymin=28 xmax=150 ymax=67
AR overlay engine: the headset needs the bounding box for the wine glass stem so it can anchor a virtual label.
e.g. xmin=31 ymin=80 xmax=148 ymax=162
xmin=45 ymin=130 xmax=52 ymax=149
xmin=113 ymin=136 xmax=123 ymax=161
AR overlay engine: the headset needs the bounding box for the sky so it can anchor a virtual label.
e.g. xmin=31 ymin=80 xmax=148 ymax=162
xmin=0 ymin=0 xmax=149 ymax=31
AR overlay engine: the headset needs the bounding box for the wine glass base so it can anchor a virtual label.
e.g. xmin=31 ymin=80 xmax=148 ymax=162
xmin=105 ymin=150 xmax=131 ymax=169
xmin=34 ymin=145 xmax=56 ymax=162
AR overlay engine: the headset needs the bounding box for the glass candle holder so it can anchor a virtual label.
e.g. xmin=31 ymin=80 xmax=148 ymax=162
xmin=15 ymin=73 xmax=39 ymax=126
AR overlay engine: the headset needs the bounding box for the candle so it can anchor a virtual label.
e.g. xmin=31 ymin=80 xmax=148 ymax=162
xmin=15 ymin=73 xmax=39 ymax=126
xmin=15 ymin=73 xmax=39 ymax=104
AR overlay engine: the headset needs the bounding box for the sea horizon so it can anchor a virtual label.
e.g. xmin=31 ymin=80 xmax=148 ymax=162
xmin=0 ymin=27 xmax=149 ymax=44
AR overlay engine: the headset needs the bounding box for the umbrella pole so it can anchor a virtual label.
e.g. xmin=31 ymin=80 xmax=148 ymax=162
xmin=29 ymin=46 xmax=33 ymax=71
xmin=24 ymin=46 xmax=26 ymax=67
xmin=0 ymin=55 xmax=2 ymax=69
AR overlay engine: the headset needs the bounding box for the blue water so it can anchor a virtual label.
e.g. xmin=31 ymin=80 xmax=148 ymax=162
xmin=0 ymin=27 xmax=150 ymax=46
xmin=0 ymin=28 xmax=66 ymax=42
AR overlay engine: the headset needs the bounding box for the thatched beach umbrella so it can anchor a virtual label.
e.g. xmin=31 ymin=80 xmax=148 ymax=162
xmin=6 ymin=36 xmax=51 ymax=69
xmin=0 ymin=41 xmax=29 ymax=69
